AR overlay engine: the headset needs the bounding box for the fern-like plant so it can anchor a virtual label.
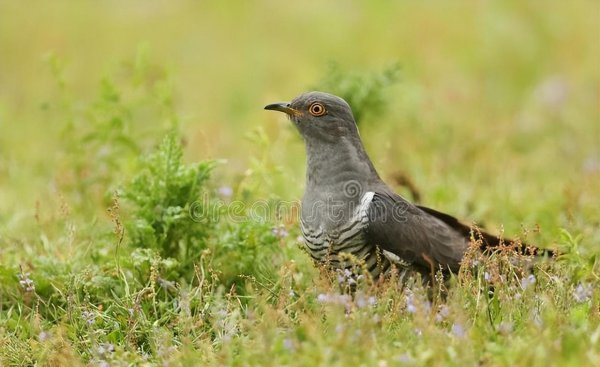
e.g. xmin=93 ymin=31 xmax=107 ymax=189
xmin=121 ymin=132 xmax=216 ymax=271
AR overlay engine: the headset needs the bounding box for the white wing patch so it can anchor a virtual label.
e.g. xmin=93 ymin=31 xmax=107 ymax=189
xmin=352 ymin=191 xmax=375 ymax=222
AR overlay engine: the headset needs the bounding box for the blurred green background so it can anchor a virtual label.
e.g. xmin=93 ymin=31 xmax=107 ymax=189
xmin=0 ymin=0 xmax=598 ymax=244
xmin=1 ymin=2 xmax=599 ymax=365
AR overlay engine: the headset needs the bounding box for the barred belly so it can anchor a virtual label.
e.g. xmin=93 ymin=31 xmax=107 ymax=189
xmin=300 ymin=192 xmax=410 ymax=280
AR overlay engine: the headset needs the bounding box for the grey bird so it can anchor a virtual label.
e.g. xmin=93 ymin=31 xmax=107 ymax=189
xmin=265 ymin=91 xmax=550 ymax=282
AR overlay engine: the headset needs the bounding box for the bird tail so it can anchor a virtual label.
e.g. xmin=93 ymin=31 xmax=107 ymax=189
xmin=416 ymin=205 xmax=555 ymax=258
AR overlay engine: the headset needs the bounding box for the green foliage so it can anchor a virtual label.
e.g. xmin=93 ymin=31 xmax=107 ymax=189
xmin=313 ymin=63 xmax=401 ymax=124
xmin=214 ymin=219 xmax=283 ymax=293
xmin=557 ymin=229 xmax=599 ymax=281
xmin=1 ymin=1 xmax=599 ymax=366
xmin=44 ymin=48 xmax=178 ymax=211
xmin=121 ymin=132 xmax=216 ymax=273
xmin=118 ymin=129 xmax=285 ymax=292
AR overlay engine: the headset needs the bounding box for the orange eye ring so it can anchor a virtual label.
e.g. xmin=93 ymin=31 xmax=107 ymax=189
xmin=308 ymin=102 xmax=327 ymax=117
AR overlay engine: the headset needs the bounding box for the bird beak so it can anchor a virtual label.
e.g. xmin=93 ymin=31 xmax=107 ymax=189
xmin=264 ymin=102 xmax=302 ymax=117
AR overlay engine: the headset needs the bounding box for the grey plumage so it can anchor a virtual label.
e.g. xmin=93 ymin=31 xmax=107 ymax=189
xmin=265 ymin=91 xmax=546 ymax=281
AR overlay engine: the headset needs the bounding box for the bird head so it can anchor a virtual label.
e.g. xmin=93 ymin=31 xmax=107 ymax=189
xmin=265 ymin=91 xmax=359 ymax=142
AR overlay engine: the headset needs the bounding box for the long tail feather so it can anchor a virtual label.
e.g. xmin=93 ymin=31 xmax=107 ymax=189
xmin=416 ymin=205 xmax=555 ymax=257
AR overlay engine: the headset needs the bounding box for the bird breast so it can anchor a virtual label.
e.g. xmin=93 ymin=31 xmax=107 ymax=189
xmin=300 ymin=192 xmax=374 ymax=265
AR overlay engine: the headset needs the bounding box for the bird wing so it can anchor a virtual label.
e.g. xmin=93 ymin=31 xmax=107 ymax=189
xmin=365 ymin=189 xmax=469 ymax=272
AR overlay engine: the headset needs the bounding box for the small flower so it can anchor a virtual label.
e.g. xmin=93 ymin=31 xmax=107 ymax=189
xmin=296 ymin=235 xmax=304 ymax=243
xmin=573 ymin=283 xmax=592 ymax=303
xmin=396 ymin=353 xmax=412 ymax=363
xmin=283 ymin=338 xmax=295 ymax=351
xmin=316 ymin=293 xmax=351 ymax=307
xmin=336 ymin=268 xmax=359 ymax=287
xmin=317 ymin=293 xmax=330 ymax=303
xmin=405 ymin=292 xmax=417 ymax=314
xmin=81 ymin=310 xmax=96 ymax=325
xmin=354 ymin=294 xmax=377 ymax=309
xmin=407 ymin=304 xmax=417 ymax=314
xmin=521 ymin=274 xmax=536 ymax=290
xmin=271 ymin=225 xmax=289 ymax=238
xmin=218 ymin=186 xmax=233 ymax=198
xmin=435 ymin=305 xmax=450 ymax=322
xmin=97 ymin=343 xmax=115 ymax=356
xmin=338 ymin=294 xmax=352 ymax=305
xmin=356 ymin=295 xmax=367 ymax=308
xmin=18 ymin=272 xmax=35 ymax=293
xmin=451 ymin=323 xmax=466 ymax=338
xmin=484 ymin=272 xmax=491 ymax=282
xmin=38 ymin=331 xmax=50 ymax=342
xmin=498 ymin=321 xmax=514 ymax=335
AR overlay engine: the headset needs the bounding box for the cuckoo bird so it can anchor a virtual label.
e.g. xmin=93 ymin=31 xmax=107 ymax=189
xmin=265 ymin=91 xmax=552 ymax=282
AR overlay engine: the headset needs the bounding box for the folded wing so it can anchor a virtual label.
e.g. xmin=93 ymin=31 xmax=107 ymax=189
xmin=365 ymin=190 xmax=469 ymax=272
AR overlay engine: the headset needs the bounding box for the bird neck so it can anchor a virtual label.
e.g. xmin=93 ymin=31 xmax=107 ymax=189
xmin=304 ymin=136 xmax=380 ymax=193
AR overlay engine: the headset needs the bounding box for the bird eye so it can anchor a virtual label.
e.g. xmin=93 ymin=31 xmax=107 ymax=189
xmin=308 ymin=102 xmax=327 ymax=117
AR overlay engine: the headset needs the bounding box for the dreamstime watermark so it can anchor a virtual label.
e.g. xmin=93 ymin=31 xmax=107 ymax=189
xmin=189 ymin=194 xmax=301 ymax=223
xmin=188 ymin=181 xmax=409 ymax=224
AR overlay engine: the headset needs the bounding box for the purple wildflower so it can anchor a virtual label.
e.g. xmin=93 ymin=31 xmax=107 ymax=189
xmin=97 ymin=343 xmax=115 ymax=356
xmin=283 ymin=338 xmax=295 ymax=351
xmin=405 ymin=292 xmax=417 ymax=314
xmin=435 ymin=305 xmax=450 ymax=322
xmin=317 ymin=293 xmax=329 ymax=303
xmin=38 ymin=331 xmax=50 ymax=342
xmin=18 ymin=272 xmax=35 ymax=293
xmin=355 ymin=294 xmax=377 ymax=309
xmin=81 ymin=310 xmax=96 ymax=325
xmin=573 ymin=283 xmax=592 ymax=303
xmin=451 ymin=323 xmax=466 ymax=338
xmin=336 ymin=268 xmax=359 ymax=287
xmin=521 ymin=274 xmax=536 ymax=290
xmin=396 ymin=353 xmax=412 ymax=363
xmin=218 ymin=186 xmax=233 ymax=198
xmin=271 ymin=225 xmax=289 ymax=238
xmin=316 ymin=293 xmax=351 ymax=306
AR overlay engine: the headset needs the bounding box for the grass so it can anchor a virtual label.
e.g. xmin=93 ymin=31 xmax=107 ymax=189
xmin=0 ymin=1 xmax=599 ymax=366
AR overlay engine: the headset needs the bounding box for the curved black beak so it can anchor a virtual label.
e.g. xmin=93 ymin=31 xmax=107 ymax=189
xmin=264 ymin=102 xmax=301 ymax=117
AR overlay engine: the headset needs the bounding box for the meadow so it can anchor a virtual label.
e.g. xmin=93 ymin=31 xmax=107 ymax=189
xmin=0 ymin=1 xmax=598 ymax=366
